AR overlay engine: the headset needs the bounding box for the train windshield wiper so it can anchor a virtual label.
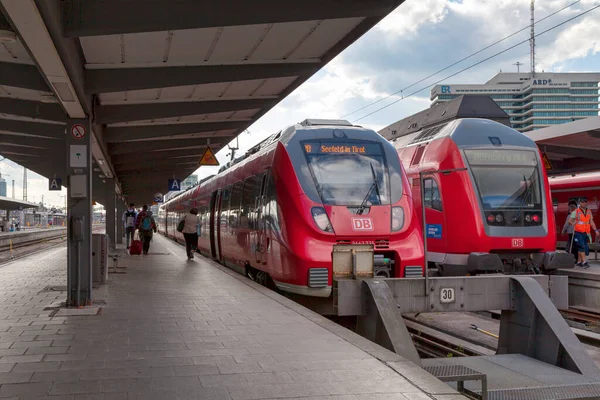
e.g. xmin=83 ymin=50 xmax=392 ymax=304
xmin=357 ymin=163 xmax=381 ymax=215
xmin=514 ymin=174 xmax=534 ymax=221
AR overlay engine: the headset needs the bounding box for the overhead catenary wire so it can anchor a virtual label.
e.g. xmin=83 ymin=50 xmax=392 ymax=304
xmin=351 ymin=3 xmax=600 ymax=124
xmin=340 ymin=0 xmax=582 ymax=120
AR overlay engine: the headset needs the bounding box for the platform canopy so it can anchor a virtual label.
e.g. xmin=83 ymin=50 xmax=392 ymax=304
xmin=0 ymin=0 xmax=405 ymax=204
xmin=530 ymin=116 xmax=600 ymax=175
xmin=0 ymin=196 xmax=39 ymax=211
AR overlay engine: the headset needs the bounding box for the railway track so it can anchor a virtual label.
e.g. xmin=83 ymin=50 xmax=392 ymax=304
xmin=0 ymin=225 xmax=106 ymax=265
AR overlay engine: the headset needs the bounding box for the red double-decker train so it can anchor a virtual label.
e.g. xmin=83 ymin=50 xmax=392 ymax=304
xmin=158 ymin=119 xmax=424 ymax=301
xmin=380 ymin=116 xmax=572 ymax=276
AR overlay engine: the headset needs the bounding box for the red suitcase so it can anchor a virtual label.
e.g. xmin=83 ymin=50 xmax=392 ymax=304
xmin=129 ymin=240 xmax=143 ymax=255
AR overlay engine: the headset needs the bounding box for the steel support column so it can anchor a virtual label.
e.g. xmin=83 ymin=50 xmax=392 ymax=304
xmin=66 ymin=119 xmax=92 ymax=307
xmin=104 ymin=178 xmax=116 ymax=250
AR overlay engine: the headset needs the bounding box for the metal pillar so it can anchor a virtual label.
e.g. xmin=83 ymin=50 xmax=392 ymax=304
xmin=66 ymin=119 xmax=93 ymax=307
xmin=105 ymin=179 xmax=116 ymax=250
xmin=116 ymin=201 xmax=124 ymax=245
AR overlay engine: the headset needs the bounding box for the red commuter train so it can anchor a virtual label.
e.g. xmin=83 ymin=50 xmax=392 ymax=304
xmin=549 ymin=171 xmax=600 ymax=244
xmin=158 ymin=119 xmax=424 ymax=300
xmin=380 ymin=117 xmax=572 ymax=275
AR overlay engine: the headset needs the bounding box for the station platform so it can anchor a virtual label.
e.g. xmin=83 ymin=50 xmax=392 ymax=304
xmin=0 ymin=234 xmax=464 ymax=399
xmin=558 ymin=261 xmax=600 ymax=310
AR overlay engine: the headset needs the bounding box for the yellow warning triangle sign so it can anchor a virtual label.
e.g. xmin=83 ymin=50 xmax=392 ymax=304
xmin=199 ymin=146 xmax=220 ymax=166
xmin=541 ymin=152 xmax=552 ymax=171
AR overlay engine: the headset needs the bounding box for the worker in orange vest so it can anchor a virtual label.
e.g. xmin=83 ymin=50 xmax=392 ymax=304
xmin=569 ymin=197 xmax=599 ymax=268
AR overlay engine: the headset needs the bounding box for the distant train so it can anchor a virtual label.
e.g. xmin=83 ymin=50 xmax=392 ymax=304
xmin=158 ymin=119 xmax=424 ymax=301
xmin=549 ymin=171 xmax=600 ymax=244
xmin=380 ymin=117 xmax=573 ymax=275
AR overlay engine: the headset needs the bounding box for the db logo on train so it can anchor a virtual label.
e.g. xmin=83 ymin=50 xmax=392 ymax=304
xmin=352 ymin=217 xmax=374 ymax=231
xmin=511 ymin=238 xmax=524 ymax=248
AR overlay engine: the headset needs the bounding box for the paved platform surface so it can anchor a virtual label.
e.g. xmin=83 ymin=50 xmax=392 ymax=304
xmin=0 ymin=234 xmax=464 ymax=399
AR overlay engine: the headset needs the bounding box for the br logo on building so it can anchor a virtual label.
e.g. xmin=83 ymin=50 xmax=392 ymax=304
xmin=441 ymin=85 xmax=451 ymax=93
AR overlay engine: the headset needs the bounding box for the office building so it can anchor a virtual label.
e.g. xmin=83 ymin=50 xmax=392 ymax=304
xmin=430 ymin=72 xmax=600 ymax=132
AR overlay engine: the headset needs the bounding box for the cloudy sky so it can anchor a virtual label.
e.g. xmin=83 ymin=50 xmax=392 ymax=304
xmin=3 ymin=0 xmax=599 ymax=207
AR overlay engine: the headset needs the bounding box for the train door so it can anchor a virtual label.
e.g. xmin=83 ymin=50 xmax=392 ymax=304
xmin=209 ymin=190 xmax=220 ymax=259
xmin=423 ymin=177 xmax=447 ymax=258
xmin=255 ymin=172 xmax=268 ymax=265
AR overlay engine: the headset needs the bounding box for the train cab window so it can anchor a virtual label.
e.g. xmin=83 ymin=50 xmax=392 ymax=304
xmin=423 ymin=178 xmax=442 ymax=211
xmin=229 ymin=182 xmax=243 ymax=228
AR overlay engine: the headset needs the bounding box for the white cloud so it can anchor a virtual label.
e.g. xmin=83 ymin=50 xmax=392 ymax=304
xmin=378 ymin=0 xmax=449 ymax=36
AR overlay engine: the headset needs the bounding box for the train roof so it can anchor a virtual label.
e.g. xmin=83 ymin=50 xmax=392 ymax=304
xmin=390 ymin=118 xmax=536 ymax=150
xmin=549 ymin=171 xmax=600 ymax=191
xmin=378 ymin=95 xmax=511 ymax=141
xmin=162 ymin=118 xmax=371 ymax=207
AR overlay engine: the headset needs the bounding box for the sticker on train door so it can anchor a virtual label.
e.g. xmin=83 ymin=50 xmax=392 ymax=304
xmin=352 ymin=217 xmax=373 ymax=231
xmin=511 ymin=238 xmax=524 ymax=248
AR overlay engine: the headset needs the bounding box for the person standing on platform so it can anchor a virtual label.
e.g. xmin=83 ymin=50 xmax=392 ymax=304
xmin=562 ymin=200 xmax=578 ymax=262
xmin=569 ymin=197 xmax=599 ymax=269
xmin=135 ymin=205 xmax=157 ymax=255
xmin=181 ymin=208 xmax=200 ymax=260
xmin=122 ymin=202 xmax=137 ymax=250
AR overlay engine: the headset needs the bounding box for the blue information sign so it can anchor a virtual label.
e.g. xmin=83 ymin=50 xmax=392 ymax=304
xmin=168 ymin=179 xmax=181 ymax=191
xmin=49 ymin=178 xmax=62 ymax=191
xmin=426 ymin=224 xmax=442 ymax=239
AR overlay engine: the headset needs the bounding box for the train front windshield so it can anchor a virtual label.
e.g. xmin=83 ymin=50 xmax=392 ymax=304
xmin=302 ymin=141 xmax=390 ymax=206
xmin=465 ymin=149 xmax=542 ymax=211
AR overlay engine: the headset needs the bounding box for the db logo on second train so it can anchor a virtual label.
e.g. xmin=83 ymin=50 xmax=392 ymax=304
xmin=352 ymin=218 xmax=374 ymax=231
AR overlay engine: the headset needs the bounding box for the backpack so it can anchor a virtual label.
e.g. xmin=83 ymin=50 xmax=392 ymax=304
xmin=141 ymin=216 xmax=153 ymax=231
xmin=125 ymin=211 xmax=136 ymax=227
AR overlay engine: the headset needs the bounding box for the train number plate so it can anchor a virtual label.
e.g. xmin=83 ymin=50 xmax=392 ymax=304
xmin=440 ymin=288 xmax=455 ymax=304
xmin=511 ymin=238 xmax=524 ymax=248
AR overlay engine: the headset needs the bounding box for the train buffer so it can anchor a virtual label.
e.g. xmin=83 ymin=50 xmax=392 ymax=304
xmin=332 ymin=244 xmax=600 ymax=400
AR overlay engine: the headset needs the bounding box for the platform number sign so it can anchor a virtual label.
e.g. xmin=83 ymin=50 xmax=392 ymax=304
xmin=71 ymin=124 xmax=86 ymax=139
xmin=440 ymin=287 xmax=455 ymax=304
xmin=511 ymin=238 xmax=524 ymax=248
xmin=48 ymin=178 xmax=62 ymax=191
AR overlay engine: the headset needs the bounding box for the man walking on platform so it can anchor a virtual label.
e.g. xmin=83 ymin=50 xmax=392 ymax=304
xmin=569 ymin=197 xmax=599 ymax=269
xmin=135 ymin=205 xmax=157 ymax=255
xmin=122 ymin=202 xmax=137 ymax=249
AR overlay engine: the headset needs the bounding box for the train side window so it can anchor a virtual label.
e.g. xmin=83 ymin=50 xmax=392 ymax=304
xmin=423 ymin=178 xmax=442 ymax=211
xmin=220 ymin=186 xmax=231 ymax=228
xmin=241 ymin=176 xmax=258 ymax=229
xmin=229 ymin=182 xmax=243 ymax=228
xmin=264 ymin=171 xmax=280 ymax=232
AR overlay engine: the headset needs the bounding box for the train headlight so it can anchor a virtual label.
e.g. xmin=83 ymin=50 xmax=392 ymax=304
xmin=391 ymin=206 xmax=404 ymax=232
xmin=495 ymin=214 xmax=504 ymax=223
xmin=487 ymin=214 xmax=495 ymax=223
xmin=525 ymin=214 xmax=532 ymax=223
xmin=311 ymin=207 xmax=333 ymax=232
xmin=532 ymin=214 xmax=540 ymax=223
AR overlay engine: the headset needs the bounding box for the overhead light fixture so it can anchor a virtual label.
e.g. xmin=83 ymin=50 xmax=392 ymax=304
xmin=0 ymin=29 xmax=16 ymax=43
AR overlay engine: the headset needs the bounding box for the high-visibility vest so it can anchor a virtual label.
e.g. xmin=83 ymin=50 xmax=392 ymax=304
xmin=574 ymin=208 xmax=592 ymax=234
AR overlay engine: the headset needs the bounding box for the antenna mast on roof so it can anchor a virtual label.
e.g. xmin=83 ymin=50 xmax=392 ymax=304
xmin=530 ymin=0 xmax=536 ymax=77
xmin=513 ymin=61 xmax=524 ymax=73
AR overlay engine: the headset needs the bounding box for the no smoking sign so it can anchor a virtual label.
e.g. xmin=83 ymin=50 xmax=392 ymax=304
xmin=71 ymin=124 xmax=86 ymax=139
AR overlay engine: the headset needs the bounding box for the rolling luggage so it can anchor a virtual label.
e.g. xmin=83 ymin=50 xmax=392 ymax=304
xmin=129 ymin=240 xmax=143 ymax=255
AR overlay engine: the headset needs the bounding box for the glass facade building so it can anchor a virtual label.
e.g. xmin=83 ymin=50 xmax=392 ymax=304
xmin=430 ymin=73 xmax=600 ymax=132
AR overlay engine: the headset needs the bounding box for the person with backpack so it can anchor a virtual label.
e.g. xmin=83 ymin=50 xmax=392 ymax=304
xmin=178 ymin=208 xmax=200 ymax=260
xmin=135 ymin=205 xmax=157 ymax=255
xmin=122 ymin=203 xmax=137 ymax=249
